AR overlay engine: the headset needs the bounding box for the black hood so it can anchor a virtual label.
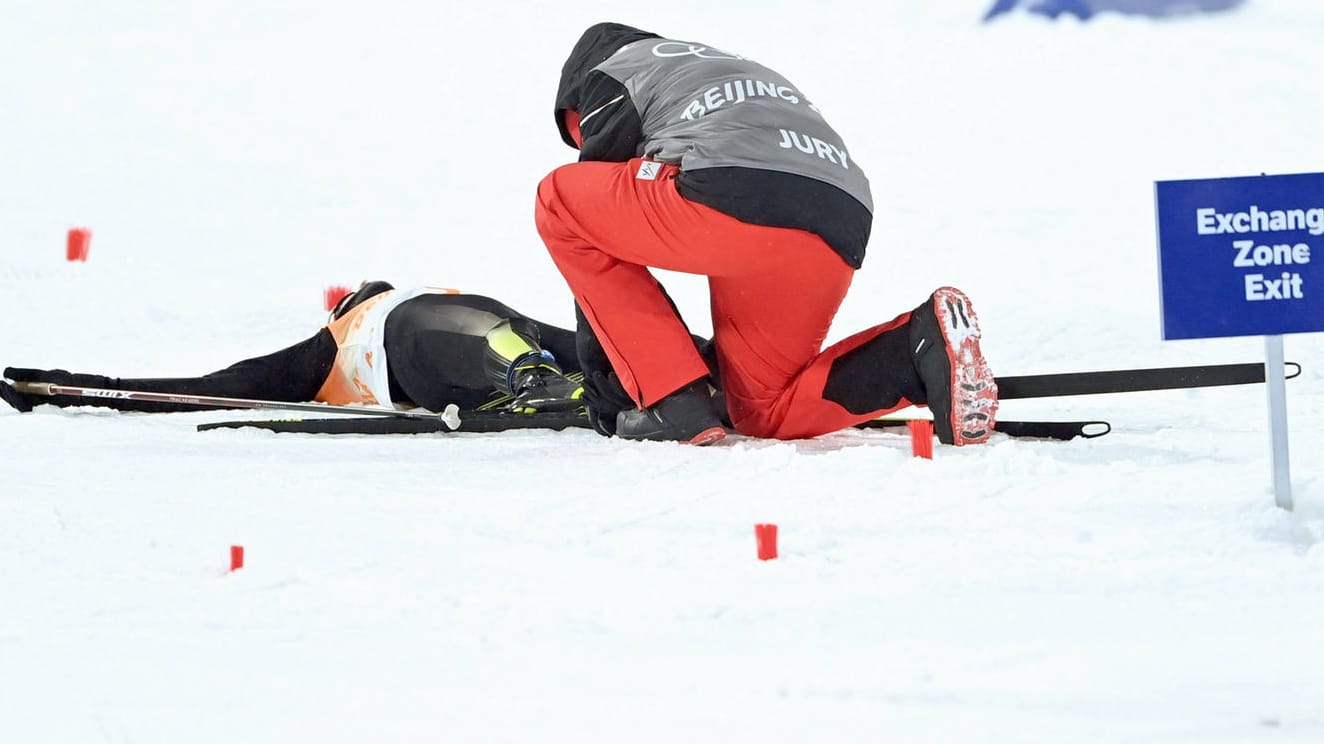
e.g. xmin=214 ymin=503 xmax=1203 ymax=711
xmin=554 ymin=22 xmax=659 ymax=148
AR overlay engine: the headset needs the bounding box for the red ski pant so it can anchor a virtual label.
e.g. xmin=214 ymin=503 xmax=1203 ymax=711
xmin=535 ymin=158 xmax=913 ymax=439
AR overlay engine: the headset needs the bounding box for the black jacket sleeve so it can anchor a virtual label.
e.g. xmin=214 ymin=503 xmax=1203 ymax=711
xmin=576 ymin=72 xmax=643 ymax=163
xmin=2 ymin=330 xmax=336 ymax=412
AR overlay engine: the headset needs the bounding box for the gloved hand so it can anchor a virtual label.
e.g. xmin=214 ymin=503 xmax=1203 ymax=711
xmin=573 ymin=304 xmax=636 ymax=437
xmin=6 ymin=367 xmax=69 ymax=384
xmin=5 ymin=367 xmax=113 ymax=387
xmin=0 ymin=380 xmax=34 ymax=412
xmin=3 ymin=367 xmax=117 ymax=409
xmin=580 ymin=369 xmax=634 ymax=436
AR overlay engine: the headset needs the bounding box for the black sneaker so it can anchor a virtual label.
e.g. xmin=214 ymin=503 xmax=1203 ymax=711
xmin=615 ymin=380 xmax=726 ymax=445
xmin=909 ymin=287 xmax=999 ymax=445
xmin=506 ymin=356 xmax=585 ymax=414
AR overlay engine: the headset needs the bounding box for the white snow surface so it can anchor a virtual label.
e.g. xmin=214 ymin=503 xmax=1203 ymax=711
xmin=3 ymin=2 xmax=1324 ymax=742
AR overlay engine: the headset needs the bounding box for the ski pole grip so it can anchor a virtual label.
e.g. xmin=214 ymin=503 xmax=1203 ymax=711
xmin=11 ymin=381 xmax=57 ymax=396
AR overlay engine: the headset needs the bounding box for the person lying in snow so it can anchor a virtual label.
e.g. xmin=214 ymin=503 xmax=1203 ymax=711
xmin=0 ymin=282 xmax=586 ymax=417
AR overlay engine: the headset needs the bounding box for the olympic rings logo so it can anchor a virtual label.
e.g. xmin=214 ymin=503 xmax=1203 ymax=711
xmin=651 ymin=42 xmax=745 ymax=60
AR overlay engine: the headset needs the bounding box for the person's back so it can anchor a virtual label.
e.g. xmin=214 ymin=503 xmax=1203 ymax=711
xmin=556 ymin=25 xmax=872 ymax=268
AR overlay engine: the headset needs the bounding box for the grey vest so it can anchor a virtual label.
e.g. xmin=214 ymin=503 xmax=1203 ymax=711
xmin=595 ymin=38 xmax=873 ymax=214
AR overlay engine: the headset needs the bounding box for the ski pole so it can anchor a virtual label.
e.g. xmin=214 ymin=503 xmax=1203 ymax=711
xmin=11 ymin=381 xmax=461 ymax=427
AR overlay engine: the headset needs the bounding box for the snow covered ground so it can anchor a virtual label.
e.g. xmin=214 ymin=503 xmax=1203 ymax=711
xmin=3 ymin=1 xmax=1323 ymax=741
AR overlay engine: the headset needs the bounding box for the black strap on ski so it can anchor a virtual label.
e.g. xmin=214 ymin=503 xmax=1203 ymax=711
xmin=996 ymin=361 xmax=1300 ymax=399
xmin=857 ymin=418 xmax=1111 ymax=440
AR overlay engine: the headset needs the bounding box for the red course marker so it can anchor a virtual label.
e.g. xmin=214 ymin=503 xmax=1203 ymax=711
xmin=66 ymin=228 xmax=91 ymax=262
xmin=755 ymin=523 xmax=778 ymax=561
xmin=229 ymin=545 xmax=245 ymax=572
xmin=908 ymin=419 xmax=934 ymax=459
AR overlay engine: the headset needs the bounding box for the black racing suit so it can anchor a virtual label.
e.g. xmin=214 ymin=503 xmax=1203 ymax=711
xmin=2 ymin=290 xmax=577 ymax=414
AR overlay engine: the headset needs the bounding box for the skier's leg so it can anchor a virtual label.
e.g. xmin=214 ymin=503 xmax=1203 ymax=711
xmin=383 ymin=294 xmax=582 ymax=413
xmin=719 ymin=286 xmax=998 ymax=444
xmin=535 ymin=159 xmax=719 ymax=408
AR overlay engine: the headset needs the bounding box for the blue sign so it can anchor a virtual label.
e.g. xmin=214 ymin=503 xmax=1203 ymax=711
xmin=1155 ymin=172 xmax=1324 ymax=340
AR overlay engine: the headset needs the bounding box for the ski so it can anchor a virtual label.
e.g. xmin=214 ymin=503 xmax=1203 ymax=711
xmin=995 ymin=361 xmax=1300 ymax=399
xmin=200 ymin=411 xmax=1104 ymax=440
xmin=197 ymin=409 xmax=589 ymax=435
xmin=858 ymin=418 xmax=1110 ymax=440
xmin=15 ymin=360 xmax=1296 ymax=442
xmin=16 ymin=360 xmax=1296 ymax=414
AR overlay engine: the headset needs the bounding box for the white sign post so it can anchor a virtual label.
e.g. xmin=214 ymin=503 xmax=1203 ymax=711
xmin=1263 ymin=335 xmax=1292 ymax=510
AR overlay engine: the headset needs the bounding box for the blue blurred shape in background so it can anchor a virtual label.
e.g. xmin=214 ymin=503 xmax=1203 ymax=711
xmin=984 ymin=0 xmax=1246 ymax=22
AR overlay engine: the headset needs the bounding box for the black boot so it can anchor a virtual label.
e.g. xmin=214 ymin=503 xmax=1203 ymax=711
xmin=615 ymin=380 xmax=726 ymax=445
xmin=505 ymin=352 xmax=584 ymax=414
xmin=907 ymin=287 xmax=998 ymax=445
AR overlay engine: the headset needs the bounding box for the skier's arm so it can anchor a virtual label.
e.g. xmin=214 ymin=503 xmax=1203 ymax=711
xmin=576 ymin=71 xmax=643 ymax=163
xmin=2 ymin=330 xmax=336 ymax=413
